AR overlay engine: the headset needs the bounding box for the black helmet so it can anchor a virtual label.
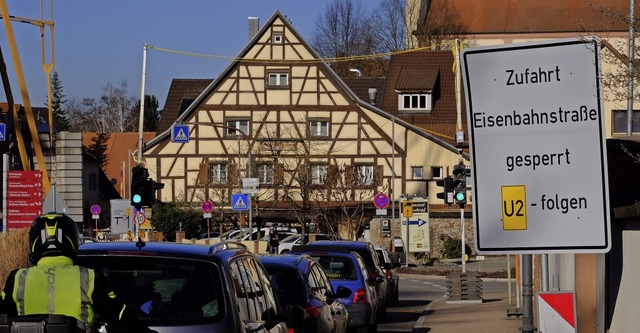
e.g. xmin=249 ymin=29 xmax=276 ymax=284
xmin=29 ymin=213 xmax=80 ymax=264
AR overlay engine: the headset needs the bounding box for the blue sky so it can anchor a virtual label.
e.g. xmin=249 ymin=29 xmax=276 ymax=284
xmin=0 ymin=0 xmax=380 ymax=109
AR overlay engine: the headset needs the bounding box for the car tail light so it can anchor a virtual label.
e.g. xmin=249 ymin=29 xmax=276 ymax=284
xmin=353 ymin=288 xmax=368 ymax=304
xmin=386 ymin=268 xmax=392 ymax=281
xmin=288 ymin=329 xmax=295 ymax=333
xmin=303 ymin=305 xmax=322 ymax=318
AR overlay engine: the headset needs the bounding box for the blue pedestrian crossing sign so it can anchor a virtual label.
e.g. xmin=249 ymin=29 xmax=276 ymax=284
xmin=171 ymin=123 xmax=189 ymax=143
xmin=0 ymin=123 xmax=5 ymax=141
xmin=232 ymin=194 xmax=249 ymax=211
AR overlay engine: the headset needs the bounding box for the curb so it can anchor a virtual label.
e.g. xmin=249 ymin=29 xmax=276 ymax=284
xmin=412 ymin=296 xmax=445 ymax=332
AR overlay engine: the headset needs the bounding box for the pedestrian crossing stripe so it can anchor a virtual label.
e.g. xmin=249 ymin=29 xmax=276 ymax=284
xmin=175 ymin=128 xmax=187 ymax=141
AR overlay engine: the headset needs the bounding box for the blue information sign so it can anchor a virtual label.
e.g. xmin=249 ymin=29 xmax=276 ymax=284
xmin=171 ymin=123 xmax=189 ymax=143
xmin=231 ymin=194 xmax=249 ymax=211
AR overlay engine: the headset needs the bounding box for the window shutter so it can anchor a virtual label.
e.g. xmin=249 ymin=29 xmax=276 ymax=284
xmin=275 ymin=163 xmax=284 ymax=185
xmin=327 ymin=165 xmax=339 ymax=186
xmin=374 ymin=165 xmax=384 ymax=186
xmin=345 ymin=165 xmax=354 ymax=185
xmin=199 ymin=163 xmax=209 ymax=185
xmin=228 ymin=163 xmax=238 ymax=185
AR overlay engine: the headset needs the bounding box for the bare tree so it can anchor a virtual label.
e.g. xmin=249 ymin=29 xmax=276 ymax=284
xmin=311 ymin=0 xmax=379 ymax=76
xmin=370 ymin=0 xmax=408 ymax=52
xmin=63 ymin=81 xmax=136 ymax=133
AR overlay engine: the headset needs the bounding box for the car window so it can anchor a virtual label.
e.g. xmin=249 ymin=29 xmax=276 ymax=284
xmin=310 ymin=263 xmax=333 ymax=297
xmin=312 ymin=255 xmax=357 ymax=281
xmin=77 ymin=256 xmax=223 ymax=324
xmin=230 ymin=257 xmax=280 ymax=323
xmin=267 ymin=267 xmax=306 ymax=305
xmin=376 ymin=249 xmax=387 ymax=265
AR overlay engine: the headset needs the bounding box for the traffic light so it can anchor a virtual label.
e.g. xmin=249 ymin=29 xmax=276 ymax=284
xmin=436 ymin=176 xmax=454 ymax=205
xmin=452 ymin=163 xmax=467 ymax=206
xmin=131 ymin=166 xmax=149 ymax=207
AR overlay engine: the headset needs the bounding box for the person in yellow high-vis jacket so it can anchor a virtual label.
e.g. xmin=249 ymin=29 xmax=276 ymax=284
xmin=0 ymin=213 xmax=155 ymax=333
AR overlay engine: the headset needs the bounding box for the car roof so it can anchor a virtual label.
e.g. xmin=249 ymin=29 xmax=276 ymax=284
xmin=257 ymin=254 xmax=312 ymax=273
xmin=78 ymin=241 xmax=251 ymax=262
xmin=307 ymin=240 xmax=371 ymax=248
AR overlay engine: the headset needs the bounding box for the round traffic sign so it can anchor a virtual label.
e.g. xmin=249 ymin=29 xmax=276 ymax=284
xmin=374 ymin=192 xmax=389 ymax=209
xmin=90 ymin=204 xmax=101 ymax=215
xmin=202 ymin=200 xmax=214 ymax=213
xmin=134 ymin=212 xmax=147 ymax=226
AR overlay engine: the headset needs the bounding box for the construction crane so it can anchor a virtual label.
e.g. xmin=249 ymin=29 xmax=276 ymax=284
xmin=0 ymin=0 xmax=55 ymax=194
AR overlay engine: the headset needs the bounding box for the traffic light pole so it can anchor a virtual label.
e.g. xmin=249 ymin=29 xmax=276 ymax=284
xmin=460 ymin=205 xmax=466 ymax=273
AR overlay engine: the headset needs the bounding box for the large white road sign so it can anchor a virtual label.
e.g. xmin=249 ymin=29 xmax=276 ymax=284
xmin=462 ymin=38 xmax=610 ymax=254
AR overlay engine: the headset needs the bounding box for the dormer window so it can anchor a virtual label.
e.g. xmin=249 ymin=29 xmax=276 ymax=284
xmin=395 ymin=67 xmax=439 ymax=113
xmin=399 ymin=93 xmax=432 ymax=111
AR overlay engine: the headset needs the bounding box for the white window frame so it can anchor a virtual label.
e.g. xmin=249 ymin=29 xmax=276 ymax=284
xmin=309 ymin=120 xmax=329 ymax=137
xmin=398 ymin=93 xmax=432 ymax=111
xmin=258 ymin=164 xmax=274 ymax=185
xmin=225 ymin=120 xmax=249 ymax=137
xmin=267 ymin=72 xmax=289 ymax=87
xmin=311 ymin=165 xmax=328 ymax=185
xmin=273 ymin=33 xmax=283 ymax=44
xmin=411 ymin=166 xmax=423 ymax=180
xmin=209 ymin=163 xmax=228 ymax=184
xmin=355 ymin=165 xmax=374 ymax=186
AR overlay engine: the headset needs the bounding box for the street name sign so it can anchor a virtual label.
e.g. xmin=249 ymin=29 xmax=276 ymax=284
xmin=6 ymin=170 xmax=43 ymax=229
xmin=462 ymin=38 xmax=610 ymax=254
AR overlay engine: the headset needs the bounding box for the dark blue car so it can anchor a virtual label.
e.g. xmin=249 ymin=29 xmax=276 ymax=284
xmin=288 ymin=247 xmax=379 ymax=332
xmin=77 ymin=241 xmax=295 ymax=333
xmin=257 ymin=254 xmax=350 ymax=333
xmin=301 ymin=241 xmax=388 ymax=319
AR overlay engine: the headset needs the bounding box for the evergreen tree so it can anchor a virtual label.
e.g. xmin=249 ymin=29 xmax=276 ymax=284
xmin=49 ymin=71 xmax=70 ymax=131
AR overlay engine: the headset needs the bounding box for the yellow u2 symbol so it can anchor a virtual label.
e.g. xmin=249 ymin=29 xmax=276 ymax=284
xmin=501 ymin=185 xmax=527 ymax=230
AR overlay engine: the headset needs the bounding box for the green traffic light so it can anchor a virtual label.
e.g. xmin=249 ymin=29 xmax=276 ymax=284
xmin=455 ymin=192 xmax=465 ymax=202
xmin=132 ymin=194 xmax=142 ymax=204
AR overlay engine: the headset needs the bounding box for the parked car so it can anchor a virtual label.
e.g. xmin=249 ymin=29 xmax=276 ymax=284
xmin=278 ymin=233 xmax=342 ymax=254
xmin=302 ymin=241 xmax=388 ymax=320
xmin=237 ymin=227 xmax=298 ymax=241
xmin=288 ymin=246 xmax=379 ymax=332
xmin=257 ymin=254 xmax=350 ymax=333
xmin=198 ymin=231 xmax=220 ymax=239
xmin=220 ymin=228 xmax=248 ymax=240
xmin=77 ymin=241 xmax=299 ymax=332
xmin=375 ymin=246 xmax=400 ymax=306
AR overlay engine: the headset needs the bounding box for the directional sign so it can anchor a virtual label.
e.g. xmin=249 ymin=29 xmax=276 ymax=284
xmin=0 ymin=123 xmax=5 ymax=141
xmin=400 ymin=198 xmax=430 ymax=253
xmin=463 ymin=38 xmax=610 ymax=254
xmin=6 ymin=170 xmax=44 ymax=229
xmin=171 ymin=123 xmax=190 ymax=143
xmin=373 ymin=192 xmax=389 ymax=209
xmin=232 ymin=194 xmax=249 ymax=211
xmin=537 ymin=291 xmax=577 ymax=333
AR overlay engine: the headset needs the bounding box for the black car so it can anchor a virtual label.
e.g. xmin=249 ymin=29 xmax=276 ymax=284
xmin=375 ymin=246 xmax=400 ymax=306
xmin=257 ymin=254 xmax=350 ymax=333
xmin=302 ymin=241 xmax=388 ymax=320
xmin=77 ymin=241 xmax=298 ymax=333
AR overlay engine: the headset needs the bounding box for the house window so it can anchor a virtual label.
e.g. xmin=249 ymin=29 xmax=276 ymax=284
xmin=398 ymin=93 xmax=432 ymax=111
xmin=88 ymin=173 xmax=97 ymax=191
xmin=267 ymin=72 xmax=289 ymax=87
xmin=311 ymin=165 xmax=328 ymax=185
xmin=258 ymin=164 xmax=274 ymax=185
xmin=613 ymin=110 xmax=640 ymax=134
xmin=411 ymin=166 xmax=423 ymax=179
xmin=309 ymin=120 xmax=329 ymax=137
xmin=355 ymin=165 xmax=374 ymax=186
xmin=209 ymin=163 xmax=228 ymax=184
xmin=225 ymin=120 xmax=250 ymax=137
xmin=430 ymin=166 xmax=442 ymax=179
xmin=273 ymin=33 xmax=283 ymax=44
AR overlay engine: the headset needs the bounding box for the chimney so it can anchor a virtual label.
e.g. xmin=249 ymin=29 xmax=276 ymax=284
xmin=248 ymin=17 xmax=260 ymax=41
xmin=368 ymin=88 xmax=378 ymax=106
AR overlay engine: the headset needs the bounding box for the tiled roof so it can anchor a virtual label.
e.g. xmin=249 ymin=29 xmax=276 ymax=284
xmin=339 ymin=77 xmax=386 ymax=106
xmin=155 ymin=79 xmax=213 ymax=135
xmin=431 ymin=0 xmax=629 ymax=34
xmin=378 ymin=50 xmax=466 ymax=146
xmin=82 ymin=132 xmax=156 ymax=197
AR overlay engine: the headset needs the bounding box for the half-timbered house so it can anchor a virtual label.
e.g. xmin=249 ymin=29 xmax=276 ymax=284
xmin=143 ymin=11 xmax=465 ymax=239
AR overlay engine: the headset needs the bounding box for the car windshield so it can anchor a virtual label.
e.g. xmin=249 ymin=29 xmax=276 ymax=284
xmin=312 ymin=255 xmax=357 ymax=280
xmin=266 ymin=267 xmax=307 ymax=304
xmin=76 ymin=256 xmax=223 ymax=325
